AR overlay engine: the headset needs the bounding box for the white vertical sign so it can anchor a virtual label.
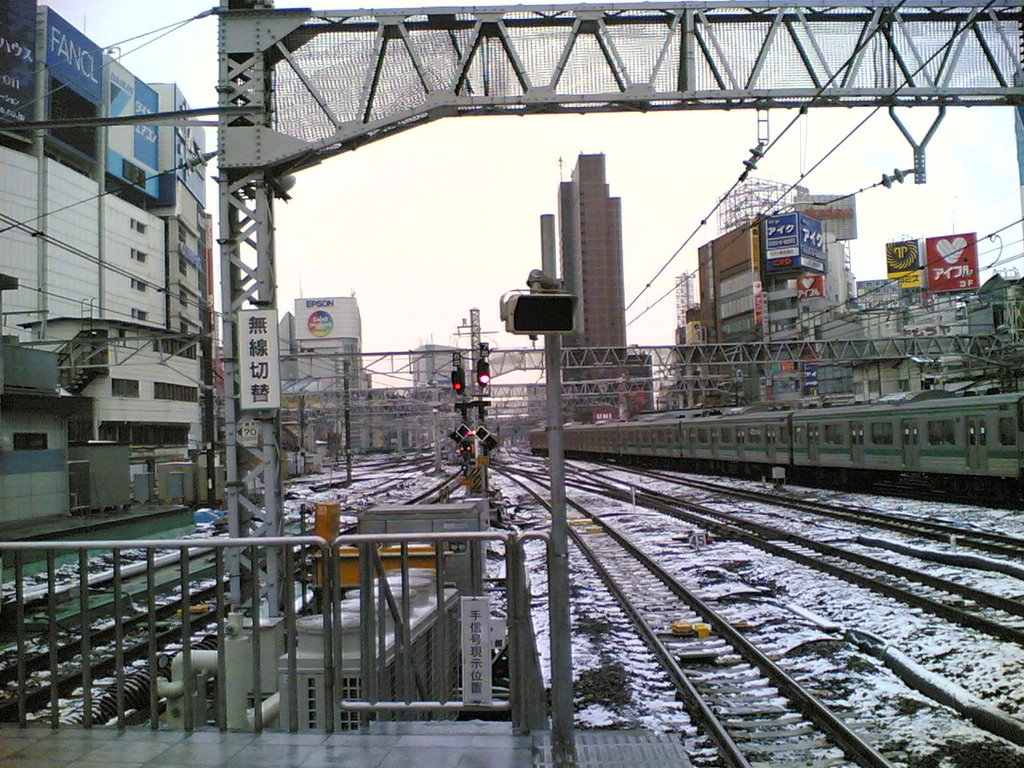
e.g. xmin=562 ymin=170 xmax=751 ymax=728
xmin=239 ymin=309 xmax=281 ymax=410
xmin=461 ymin=596 xmax=492 ymax=705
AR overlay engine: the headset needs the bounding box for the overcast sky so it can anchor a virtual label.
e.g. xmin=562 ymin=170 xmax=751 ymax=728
xmin=46 ymin=1 xmax=1024 ymax=359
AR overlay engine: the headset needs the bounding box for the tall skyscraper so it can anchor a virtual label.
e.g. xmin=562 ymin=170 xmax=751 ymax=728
xmin=558 ymin=154 xmax=626 ymax=348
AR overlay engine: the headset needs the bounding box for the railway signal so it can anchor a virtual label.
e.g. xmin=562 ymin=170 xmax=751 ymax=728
xmin=451 ymin=353 xmax=466 ymax=393
xmin=476 ymin=343 xmax=491 ymax=388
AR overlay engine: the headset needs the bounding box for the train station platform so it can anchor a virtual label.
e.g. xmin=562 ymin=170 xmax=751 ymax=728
xmin=0 ymin=722 xmax=692 ymax=767
xmin=0 ymin=504 xmax=191 ymax=543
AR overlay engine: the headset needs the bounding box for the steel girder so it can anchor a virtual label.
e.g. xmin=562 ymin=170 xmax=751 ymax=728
xmin=218 ymin=1 xmax=1024 ymax=172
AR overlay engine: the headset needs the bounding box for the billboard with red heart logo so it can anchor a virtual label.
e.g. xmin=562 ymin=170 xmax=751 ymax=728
xmin=924 ymin=233 xmax=978 ymax=293
xmin=795 ymin=275 xmax=825 ymax=300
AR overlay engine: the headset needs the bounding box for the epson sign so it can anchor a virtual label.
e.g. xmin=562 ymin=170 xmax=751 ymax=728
xmin=305 ymin=299 xmax=335 ymax=308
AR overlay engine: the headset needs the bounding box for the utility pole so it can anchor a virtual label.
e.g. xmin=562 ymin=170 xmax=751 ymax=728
xmin=343 ymin=358 xmax=352 ymax=485
xmin=539 ymin=213 xmax=575 ymax=765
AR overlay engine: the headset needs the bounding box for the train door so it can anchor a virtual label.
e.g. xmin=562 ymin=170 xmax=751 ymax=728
xmin=966 ymin=417 xmax=989 ymax=473
xmin=766 ymin=426 xmax=777 ymax=464
xmin=807 ymin=425 xmax=820 ymax=463
xmin=850 ymin=421 xmax=864 ymax=464
xmin=901 ymin=419 xmax=920 ymax=468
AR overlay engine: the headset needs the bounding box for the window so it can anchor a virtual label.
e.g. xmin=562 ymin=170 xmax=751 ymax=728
xmin=870 ymin=422 xmax=894 ymax=445
xmin=794 ymin=425 xmax=805 ymax=444
xmin=720 ymin=427 xmax=734 ymax=444
xmin=131 ymin=278 xmax=146 ymax=292
xmin=131 ymin=308 xmax=148 ymax=321
xmin=999 ymin=418 xmax=1017 ymax=446
xmin=779 ymin=426 xmax=790 ymax=445
xmin=111 ymin=378 xmax=140 ymax=398
xmin=697 ymin=427 xmax=709 ymax=443
xmin=154 ymin=381 xmax=198 ymax=402
xmin=130 ymin=248 xmax=147 ymax=263
xmin=747 ymin=427 xmax=762 ymax=444
xmin=130 ymin=218 xmax=147 ymax=234
xmin=927 ymin=419 xmax=956 ymax=446
xmin=13 ymin=433 xmax=47 ymax=450
xmin=179 ymin=288 xmax=188 ymax=307
xmin=179 ymin=256 xmax=188 ymax=276
xmin=737 ymin=429 xmax=746 ymax=445
xmin=824 ymin=424 xmax=844 ymax=445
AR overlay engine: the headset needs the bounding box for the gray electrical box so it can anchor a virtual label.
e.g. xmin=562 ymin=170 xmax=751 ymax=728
xmin=356 ymin=501 xmax=488 ymax=595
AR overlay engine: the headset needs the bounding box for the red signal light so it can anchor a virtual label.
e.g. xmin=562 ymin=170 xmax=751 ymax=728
xmin=451 ymin=366 xmax=466 ymax=392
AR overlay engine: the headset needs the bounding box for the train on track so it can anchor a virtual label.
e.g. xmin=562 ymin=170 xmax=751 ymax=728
xmin=529 ymin=392 xmax=1024 ymax=505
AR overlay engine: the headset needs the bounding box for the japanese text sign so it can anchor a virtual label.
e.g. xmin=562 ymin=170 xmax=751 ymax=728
xmin=239 ymin=309 xmax=281 ymax=410
xmin=925 ymin=232 xmax=979 ymax=293
xmin=461 ymin=596 xmax=492 ymax=705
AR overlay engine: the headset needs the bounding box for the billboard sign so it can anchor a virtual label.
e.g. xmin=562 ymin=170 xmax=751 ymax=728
xmin=174 ymin=90 xmax=206 ymax=206
xmin=106 ymin=61 xmax=159 ymax=198
xmin=885 ymin=239 xmax=921 ymax=289
xmin=795 ymin=274 xmax=825 ymax=301
xmin=294 ymin=297 xmax=361 ymax=343
xmin=764 ymin=213 xmax=825 ymax=274
xmin=925 ymin=232 xmax=979 ymax=293
xmin=45 ymin=8 xmax=101 ymax=102
xmin=0 ymin=0 xmax=36 ymax=123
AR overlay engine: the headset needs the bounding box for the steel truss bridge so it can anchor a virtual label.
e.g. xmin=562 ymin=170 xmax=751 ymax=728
xmin=281 ymin=333 xmax=1019 ymax=418
xmin=217 ymin=0 xmax=1024 ymax=609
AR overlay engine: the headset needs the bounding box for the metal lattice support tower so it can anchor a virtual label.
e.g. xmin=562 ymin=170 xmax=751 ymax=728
xmin=217 ymin=0 xmax=1024 ymax=608
xmin=219 ymin=0 xmax=289 ymax=613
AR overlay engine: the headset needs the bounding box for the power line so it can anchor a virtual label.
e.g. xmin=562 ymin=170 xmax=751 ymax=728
xmin=624 ymin=0 xmax=911 ymax=315
xmin=4 ymin=9 xmax=212 ymax=120
xmin=626 ymin=1 xmax=999 ymax=329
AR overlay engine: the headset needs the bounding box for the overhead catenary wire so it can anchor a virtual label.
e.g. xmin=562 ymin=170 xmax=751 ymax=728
xmin=623 ymin=0 xmax=912 ymax=315
xmin=626 ymin=0 xmax=1003 ymax=330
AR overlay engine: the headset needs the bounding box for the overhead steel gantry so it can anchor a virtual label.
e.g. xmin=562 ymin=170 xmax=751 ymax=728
xmin=217 ymin=0 xmax=1023 ymax=610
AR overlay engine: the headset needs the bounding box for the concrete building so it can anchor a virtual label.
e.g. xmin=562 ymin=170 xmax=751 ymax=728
xmin=696 ymin=184 xmax=859 ymax=404
xmin=0 ymin=5 xmax=211 ymax=491
xmin=279 ymin=297 xmax=370 ymax=459
xmin=558 ymin=154 xmax=626 ymax=349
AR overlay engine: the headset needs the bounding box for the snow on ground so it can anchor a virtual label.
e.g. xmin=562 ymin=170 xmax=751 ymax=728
xmin=498 ymin=456 xmax=1024 ymax=765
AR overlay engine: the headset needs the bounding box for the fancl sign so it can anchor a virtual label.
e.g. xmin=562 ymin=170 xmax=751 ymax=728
xmin=45 ymin=8 xmax=101 ymax=102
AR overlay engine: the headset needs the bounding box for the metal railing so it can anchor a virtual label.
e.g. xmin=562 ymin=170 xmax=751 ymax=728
xmin=0 ymin=531 xmax=548 ymax=734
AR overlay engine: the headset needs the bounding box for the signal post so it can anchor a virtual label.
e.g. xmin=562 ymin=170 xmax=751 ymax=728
xmin=500 ymin=213 xmax=578 ymax=765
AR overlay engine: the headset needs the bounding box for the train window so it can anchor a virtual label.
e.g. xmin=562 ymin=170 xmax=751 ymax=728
xmin=737 ymin=429 xmax=746 ymax=445
xmin=766 ymin=427 xmax=775 ymax=444
xmin=870 ymin=423 xmax=894 ymax=445
xmin=779 ymin=426 xmax=790 ymax=444
xmin=794 ymin=425 xmax=805 ymax=444
xmin=721 ymin=427 xmax=734 ymax=444
xmin=748 ymin=427 xmax=762 ymax=444
xmin=697 ymin=427 xmax=709 ymax=442
xmin=688 ymin=428 xmax=696 ymax=443
xmin=824 ymin=424 xmax=844 ymax=445
xmin=999 ymin=418 xmax=1016 ymax=446
xmin=927 ymin=420 xmax=955 ymax=446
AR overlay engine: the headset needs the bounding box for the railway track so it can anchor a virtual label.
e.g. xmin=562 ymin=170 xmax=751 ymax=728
xmin=542 ymin=463 xmax=1024 ymax=647
xmin=499 ymin=467 xmax=893 ymax=768
xmin=596 ymin=464 xmax=1024 ymax=561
